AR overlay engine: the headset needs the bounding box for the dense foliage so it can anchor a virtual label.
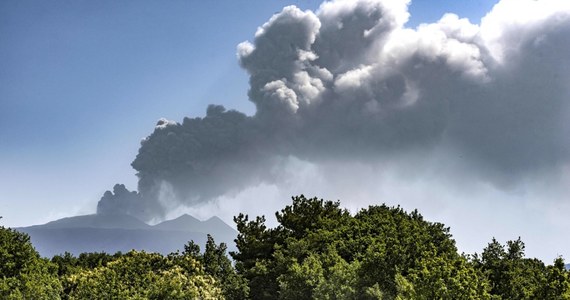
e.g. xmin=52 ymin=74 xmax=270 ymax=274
xmin=0 ymin=224 xmax=232 ymax=299
xmin=0 ymin=224 xmax=62 ymax=299
xmin=2 ymin=196 xmax=570 ymax=299
xmin=231 ymin=196 xmax=570 ymax=299
xmin=232 ymin=196 xmax=490 ymax=299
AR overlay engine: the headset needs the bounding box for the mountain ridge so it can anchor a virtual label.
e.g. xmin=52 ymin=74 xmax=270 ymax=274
xmin=16 ymin=213 xmax=237 ymax=257
xmin=152 ymin=213 xmax=202 ymax=231
xmin=26 ymin=213 xmax=151 ymax=230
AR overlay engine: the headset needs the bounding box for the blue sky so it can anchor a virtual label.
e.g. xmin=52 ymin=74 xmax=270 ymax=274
xmin=6 ymin=0 xmax=568 ymax=262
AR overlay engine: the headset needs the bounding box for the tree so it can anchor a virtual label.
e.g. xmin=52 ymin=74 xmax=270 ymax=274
xmin=473 ymin=237 xmax=555 ymax=299
xmin=65 ymin=250 xmax=223 ymax=299
xmin=540 ymin=257 xmax=570 ymax=299
xmin=278 ymin=247 xmax=361 ymax=300
xmin=203 ymin=235 xmax=249 ymax=299
xmin=176 ymin=235 xmax=249 ymax=299
xmin=0 ymin=225 xmax=61 ymax=299
xmin=232 ymin=195 xmax=492 ymax=299
xmin=232 ymin=213 xmax=281 ymax=299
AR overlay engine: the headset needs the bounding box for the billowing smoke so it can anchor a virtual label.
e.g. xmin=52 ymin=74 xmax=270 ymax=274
xmin=96 ymin=184 xmax=162 ymax=218
xmin=97 ymin=0 xmax=570 ymax=223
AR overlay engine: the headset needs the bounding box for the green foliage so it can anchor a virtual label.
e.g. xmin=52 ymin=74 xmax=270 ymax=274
xmin=232 ymin=195 xmax=493 ymax=299
xmin=65 ymin=250 xmax=223 ymax=299
xmin=183 ymin=240 xmax=201 ymax=258
xmin=3 ymin=197 xmax=570 ymax=300
xmin=0 ymin=225 xmax=62 ymax=299
xmin=403 ymin=252 xmax=491 ymax=299
xmin=178 ymin=235 xmax=249 ymax=300
xmin=473 ymin=238 xmax=570 ymax=299
xmin=46 ymin=231 xmax=246 ymax=299
xmin=51 ymin=251 xmax=127 ymax=299
xmin=51 ymin=252 xmax=79 ymax=277
xmin=232 ymin=213 xmax=281 ymax=299
xmin=278 ymin=247 xmax=361 ymax=300
xmin=542 ymin=257 xmax=570 ymax=299
xmin=52 ymin=251 xmax=123 ymax=276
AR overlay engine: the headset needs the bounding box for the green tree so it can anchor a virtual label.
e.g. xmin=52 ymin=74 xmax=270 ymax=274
xmin=177 ymin=235 xmax=249 ymax=299
xmin=278 ymin=247 xmax=361 ymax=300
xmin=0 ymin=225 xmax=62 ymax=299
xmin=540 ymin=257 xmax=570 ymax=299
xmin=203 ymin=235 xmax=249 ymax=299
xmin=232 ymin=195 xmax=492 ymax=299
xmin=403 ymin=251 xmax=491 ymax=299
xmin=232 ymin=213 xmax=282 ymax=299
xmin=182 ymin=240 xmax=201 ymax=258
xmin=65 ymin=250 xmax=223 ymax=299
xmin=473 ymin=237 xmax=551 ymax=299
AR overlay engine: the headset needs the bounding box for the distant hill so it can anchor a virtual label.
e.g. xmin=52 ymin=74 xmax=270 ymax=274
xmin=16 ymin=213 xmax=237 ymax=257
xmin=154 ymin=214 xmax=237 ymax=242
xmin=153 ymin=214 xmax=202 ymax=231
xmin=28 ymin=213 xmax=151 ymax=230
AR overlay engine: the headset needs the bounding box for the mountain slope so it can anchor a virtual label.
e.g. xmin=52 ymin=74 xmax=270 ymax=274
xmin=201 ymin=216 xmax=238 ymax=241
xmin=16 ymin=213 xmax=237 ymax=257
xmin=153 ymin=214 xmax=202 ymax=231
xmin=28 ymin=213 xmax=151 ymax=230
xmin=18 ymin=227 xmax=208 ymax=257
xmin=154 ymin=214 xmax=237 ymax=241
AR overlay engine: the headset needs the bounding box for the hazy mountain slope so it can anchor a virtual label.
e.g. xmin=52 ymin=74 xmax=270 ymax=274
xmin=18 ymin=227 xmax=208 ymax=257
xmin=152 ymin=214 xmax=202 ymax=231
xmin=201 ymin=216 xmax=238 ymax=241
xmin=16 ymin=213 xmax=237 ymax=257
xmin=154 ymin=214 xmax=237 ymax=241
xmin=28 ymin=213 xmax=151 ymax=230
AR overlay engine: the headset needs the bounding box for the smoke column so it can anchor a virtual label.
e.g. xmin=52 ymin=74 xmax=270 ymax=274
xmin=97 ymin=0 xmax=570 ymax=223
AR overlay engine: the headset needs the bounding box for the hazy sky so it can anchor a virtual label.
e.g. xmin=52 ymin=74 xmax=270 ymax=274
xmin=1 ymin=0 xmax=568 ymax=262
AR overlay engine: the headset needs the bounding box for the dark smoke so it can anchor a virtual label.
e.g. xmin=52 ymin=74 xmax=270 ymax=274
xmin=97 ymin=0 xmax=570 ymax=222
xmin=96 ymin=184 xmax=161 ymax=219
xmin=132 ymin=106 xmax=272 ymax=205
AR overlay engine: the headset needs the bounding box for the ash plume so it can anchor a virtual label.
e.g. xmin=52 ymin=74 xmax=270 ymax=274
xmin=97 ymin=0 xmax=570 ymax=222
xmin=96 ymin=184 xmax=162 ymax=220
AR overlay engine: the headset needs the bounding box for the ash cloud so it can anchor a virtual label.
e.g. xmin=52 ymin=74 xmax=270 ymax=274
xmin=96 ymin=184 xmax=162 ymax=219
xmin=98 ymin=0 xmax=570 ymax=222
xmin=131 ymin=106 xmax=276 ymax=204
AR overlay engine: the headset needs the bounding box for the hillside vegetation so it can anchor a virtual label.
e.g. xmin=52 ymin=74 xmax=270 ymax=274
xmin=1 ymin=196 xmax=569 ymax=299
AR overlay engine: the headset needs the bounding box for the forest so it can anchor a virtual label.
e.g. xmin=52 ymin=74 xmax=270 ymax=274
xmin=1 ymin=195 xmax=569 ymax=299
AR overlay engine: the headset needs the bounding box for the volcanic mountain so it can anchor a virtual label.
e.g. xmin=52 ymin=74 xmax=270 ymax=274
xmin=16 ymin=213 xmax=237 ymax=257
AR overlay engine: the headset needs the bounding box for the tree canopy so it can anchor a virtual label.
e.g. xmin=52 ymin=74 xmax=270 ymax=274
xmin=232 ymin=195 xmax=491 ymax=299
xmin=0 ymin=225 xmax=61 ymax=299
xmin=2 ymin=196 xmax=569 ymax=299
